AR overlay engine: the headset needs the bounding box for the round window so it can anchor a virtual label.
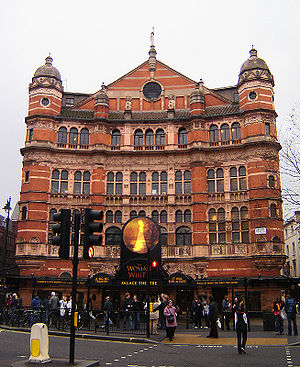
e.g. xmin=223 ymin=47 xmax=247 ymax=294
xmin=143 ymin=82 xmax=162 ymax=101
xmin=41 ymin=97 xmax=50 ymax=106
xmin=248 ymin=91 xmax=257 ymax=100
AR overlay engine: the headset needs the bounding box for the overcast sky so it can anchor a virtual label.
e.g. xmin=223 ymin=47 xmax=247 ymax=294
xmin=1 ymin=0 xmax=299 ymax=218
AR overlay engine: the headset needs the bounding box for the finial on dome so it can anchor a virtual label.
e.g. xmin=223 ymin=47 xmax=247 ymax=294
xmin=249 ymin=46 xmax=257 ymax=57
xmin=45 ymin=55 xmax=53 ymax=65
xmin=150 ymin=27 xmax=154 ymax=47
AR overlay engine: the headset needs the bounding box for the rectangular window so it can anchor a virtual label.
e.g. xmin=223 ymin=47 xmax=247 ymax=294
xmin=60 ymin=181 xmax=68 ymax=193
xmin=208 ymin=181 xmax=215 ymax=193
xmin=232 ymin=232 xmax=240 ymax=243
xmin=218 ymin=232 xmax=226 ymax=243
xmin=66 ymin=97 xmax=74 ymax=107
xmin=83 ymin=182 xmax=90 ymax=194
xmin=115 ymin=183 xmax=122 ymax=195
xmin=209 ymin=233 xmax=217 ymax=244
xmin=74 ymin=182 xmax=81 ymax=194
xmin=184 ymin=182 xmax=191 ymax=194
xmin=51 ymin=181 xmax=59 ymax=193
xmin=175 ymin=182 xmax=182 ymax=194
xmin=152 ymin=182 xmax=159 ymax=195
xmin=107 ymin=183 xmax=114 ymax=195
xmin=160 ymin=182 xmax=167 ymax=194
xmin=209 ymin=222 xmax=216 ymax=231
xmin=217 ymin=180 xmax=224 ymax=192
xmin=29 ymin=128 xmax=33 ymax=142
xmin=25 ymin=171 xmax=30 ymax=182
xmin=239 ymin=177 xmax=247 ymax=190
xmin=241 ymin=231 xmax=249 ymax=243
xmin=139 ymin=183 xmax=146 ymax=195
xmin=130 ymin=183 xmax=137 ymax=195
xmin=230 ymin=178 xmax=238 ymax=191
xmin=265 ymin=123 xmax=270 ymax=135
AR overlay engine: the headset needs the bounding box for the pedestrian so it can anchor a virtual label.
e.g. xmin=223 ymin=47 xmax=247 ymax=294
xmin=31 ymin=295 xmax=42 ymax=323
xmin=273 ymin=297 xmax=284 ymax=335
xmin=191 ymin=297 xmax=202 ymax=328
xmin=132 ymin=294 xmax=143 ymax=329
xmin=285 ymin=294 xmax=298 ymax=336
xmin=150 ymin=297 xmax=160 ymax=334
xmin=157 ymin=293 xmax=169 ymax=330
xmin=202 ymin=298 xmax=209 ymax=328
xmin=49 ymin=291 xmax=59 ymax=326
xmin=120 ymin=292 xmax=134 ymax=330
xmin=232 ymin=296 xmax=239 ymax=330
xmin=207 ymin=296 xmax=218 ymax=338
xmin=222 ymin=295 xmax=231 ymax=331
xmin=59 ymin=296 xmax=67 ymax=329
xmin=163 ymin=299 xmax=179 ymax=341
xmin=42 ymin=295 xmax=50 ymax=324
xmin=103 ymin=296 xmax=114 ymax=326
xmin=235 ymin=301 xmax=248 ymax=354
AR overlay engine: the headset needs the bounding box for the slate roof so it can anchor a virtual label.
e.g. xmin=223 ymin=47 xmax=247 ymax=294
xmin=205 ymin=104 xmax=241 ymax=117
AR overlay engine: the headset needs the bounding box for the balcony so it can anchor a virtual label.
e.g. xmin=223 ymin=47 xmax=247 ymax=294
xmin=209 ymin=139 xmax=241 ymax=147
xmin=57 ymin=143 xmax=89 ymax=150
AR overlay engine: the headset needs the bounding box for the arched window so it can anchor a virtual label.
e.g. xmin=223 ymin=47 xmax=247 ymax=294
xmin=231 ymin=207 xmax=240 ymax=243
xmin=184 ymin=170 xmax=191 ymax=194
xmin=21 ymin=206 xmax=27 ymax=220
xmin=130 ymin=210 xmax=137 ymax=219
xmin=51 ymin=170 xmax=60 ymax=193
xmin=152 ymin=210 xmax=159 ymax=223
xmin=58 ymin=127 xmax=67 ymax=144
xmin=230 ymin=167 xmax=238 ymax=191
xmin=134 ymin=129 xmax=143 ymax=146
xmin=115 ymin=210 xmax=122 ymax=223
xmin=178 ymin=127 xmax=187 ymax=145
xmin=208 ymin=208 xmax=217 ymax=244
xmin=139 ymin=210 xmax=146 ymax=217
xmin=145 ymin=129 xmax=154 ymax=146
xmin=231 ymin=122 xmax=241 ymax=140
xmin=216 ymin=168 xmax=224 ymax=193
xmin=80 ymin=128 xmax=89 ymax=145
xmin=217 ymin=208 xmax=226 ymax=243
xmin=268 ymin=175 xmax=275 ymax=188
xmin=156 ymin=129 xmax=165 ymax=146
xmin=220 ymin=124 xmax=230 ymax=141
xmin=160 ymin=171 xmax=167 ymax=195
xmin=207 ymin=169 xmax=215 ymax=193
xmin=74 ymin=171 xmax=82 ymax=194
xmin=209 ymin=125 xmax=219 ymax=142
xmin=106 ymin=210 xmax=113 ymax=223
xmin=175 ymin=210 xmax=183 ymax=223
xmin=130 ymin=172 xmax=138 ymax=195
xmin=112 ymin=129 xmax=121 ymax=146
xmin=160 ymin=210 xmax=167 ymax=223
xmin=83 ymin=171 xmax=90 ymax=194
xmin=60 ymin=170 xmax=68 ymax=193
xmin=107 ymin=172 xmax=114 ymax=195
xmin=239 ymin=166 xmax=247 ymax=190
xmin=152 ymin=172 xmax=159 ymax=195
xmin=160 ymin=227 xmax=168 ymax=246
xmin=176 ymin=226 xmax=192 ymax=245
xmin=184 ymin=209 xmax=191 ymax=223
xmin=139 ymin=172 xmax=146 ymax=195
xmin=175 ymin=171 xmax=182 ymax=194
xmin=105 ymin=227 xmax=122 ymax=246
xmin=240 ymin=206 xmax=249 ymax=243
xmin=270 ymin=204 xmax=277 ymax=218
xmin=49 ymin=208 xmax=57 ymax=221
xmin=69 ymin=128 xmax=78 ymax=145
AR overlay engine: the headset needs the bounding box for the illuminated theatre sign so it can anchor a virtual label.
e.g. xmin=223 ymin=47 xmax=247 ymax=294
xmin=117 ymin=217 xmax=161 ymax=282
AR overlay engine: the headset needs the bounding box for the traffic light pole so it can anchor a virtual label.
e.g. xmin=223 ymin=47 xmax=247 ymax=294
xmin=69 ymin=212 xmax=80 ymax=364
xmin=146 ymin=249 xmax=150 ymax=338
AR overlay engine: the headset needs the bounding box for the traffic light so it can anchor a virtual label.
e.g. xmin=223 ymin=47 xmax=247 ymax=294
xmin=83 ymin=209 xmax=103 ymax=259
xmin=151 ymin=260 xmax=158 ymax=268
xmin=51 ymin=209 xmax=71 ymax=260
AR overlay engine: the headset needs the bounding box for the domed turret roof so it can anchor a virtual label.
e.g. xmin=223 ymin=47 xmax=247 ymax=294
xmin=34 ymin=55 xmax=61 ymax=80
xmin=238 ymin=47 xmax=274 ymax=86
xmin=239 ymin=47 xmax=270 ymax=74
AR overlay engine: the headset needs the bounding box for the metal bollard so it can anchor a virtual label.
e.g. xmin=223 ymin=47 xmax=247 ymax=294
xmin=186 ymin=308 xmax=190 ymax=329
xmin=28 ymin=323 xmax=51 ymax=364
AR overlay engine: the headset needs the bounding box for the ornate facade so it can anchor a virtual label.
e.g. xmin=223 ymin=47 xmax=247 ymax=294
xmin=16 ymin=41 xmax=286 ymax=310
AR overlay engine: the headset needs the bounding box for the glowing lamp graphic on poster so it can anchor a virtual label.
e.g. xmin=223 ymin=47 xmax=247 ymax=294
xmin=123 ymin=217 xmax=160 ymax=254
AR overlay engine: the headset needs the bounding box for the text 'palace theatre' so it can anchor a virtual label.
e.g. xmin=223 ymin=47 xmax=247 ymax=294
xmin=16 ymin=35 xmax=287 ymax=312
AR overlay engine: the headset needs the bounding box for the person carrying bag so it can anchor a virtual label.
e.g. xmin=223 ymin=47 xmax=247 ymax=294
xmin=163 ymin=300 xmax=179 ymax=341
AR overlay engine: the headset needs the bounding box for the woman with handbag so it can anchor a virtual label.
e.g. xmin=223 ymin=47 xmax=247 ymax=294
xmin=273 ymin=297 xmax=284 ymax=335
xmin=163 ymin=299 xmax=179 ymax=341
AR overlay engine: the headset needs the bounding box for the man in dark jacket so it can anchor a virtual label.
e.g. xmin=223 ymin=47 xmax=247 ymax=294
xmin=103 ymin=296 xmax=114 ymax=326
xmin=285 ymin=295 xmax=298 ymax=336
xmin=121 ymin=293 xmax=134 ymax=330
xmin=207 ymin=296 xmax=218 ymax=338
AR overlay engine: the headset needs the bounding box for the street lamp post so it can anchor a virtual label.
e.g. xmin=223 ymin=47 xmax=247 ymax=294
xmin=1 ymin=197 xmax=11 ymax=283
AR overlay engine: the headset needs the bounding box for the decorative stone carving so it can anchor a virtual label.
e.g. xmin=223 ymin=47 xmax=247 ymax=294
xmin=125 ymin=96 xmax=132 ymax=110
xmin=168 ymin=95 xmax=175 ymax=110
